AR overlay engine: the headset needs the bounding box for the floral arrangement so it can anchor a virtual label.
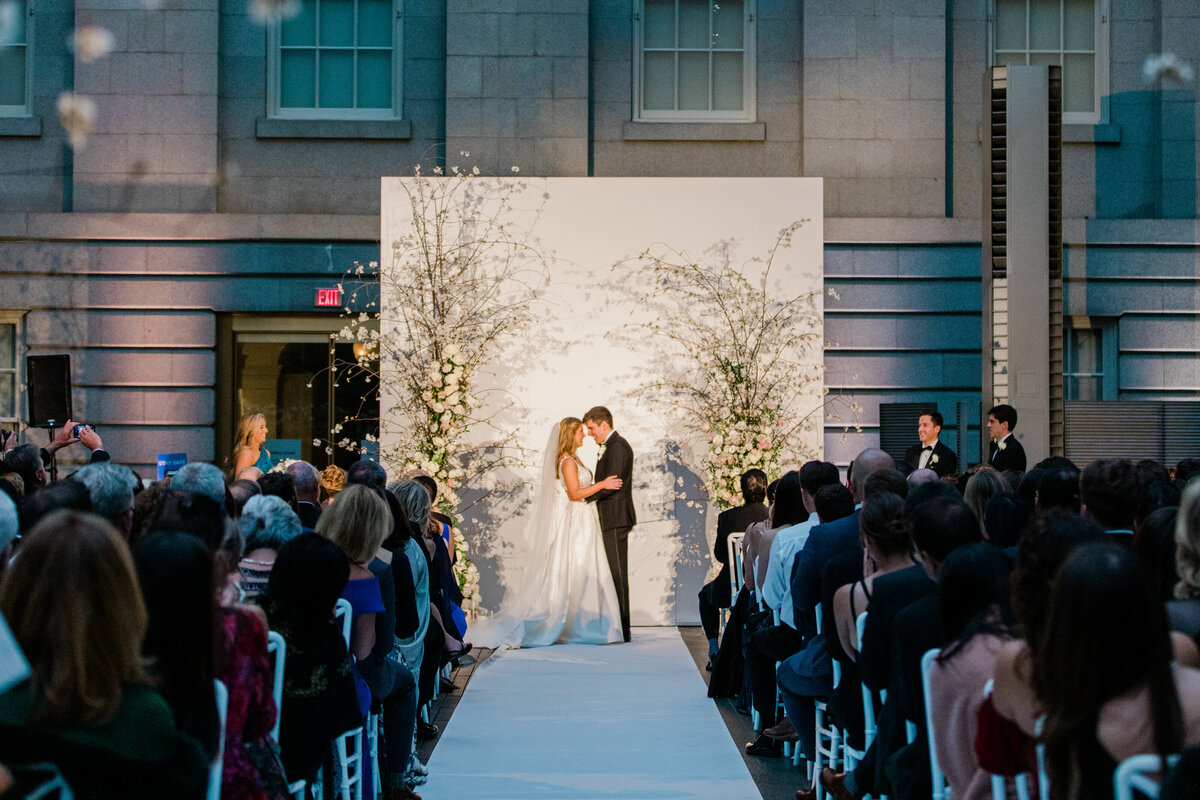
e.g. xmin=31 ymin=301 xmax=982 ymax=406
xmin=620 ymin=221 xmax=854 ymax=510
xmin=326 ymin=159 xmax=547 ymax=618
xmin=267 ymin=458 xmax=299 ymax=474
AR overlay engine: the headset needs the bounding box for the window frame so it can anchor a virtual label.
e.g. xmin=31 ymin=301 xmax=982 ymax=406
xmin=990 ymin=0 xmax=1109 ymax=126
xmin=0 ymin=0 xmax=33 ymax=119
xmin=1064 ymin=317 xmax=1117 ymax=401
xmin=266 ymin=0 xmax=404 ymax=121
xmin=632 ymin=0 xmax=757 ymax=124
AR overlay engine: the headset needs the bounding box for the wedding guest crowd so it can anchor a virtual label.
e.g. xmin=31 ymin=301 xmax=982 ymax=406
xmin=703 ymin=431 xmax=1200 ymax=800
xmin=0 ymin=420 xmax=472 ymax=800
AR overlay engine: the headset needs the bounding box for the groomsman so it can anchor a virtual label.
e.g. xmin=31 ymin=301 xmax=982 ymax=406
xmin=904 ymin=411 xmax=958 ymax=477
xmin=987 ymin=403 xmax=1027 ymax=472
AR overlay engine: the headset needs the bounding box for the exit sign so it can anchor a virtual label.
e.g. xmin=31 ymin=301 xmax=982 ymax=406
xmin=315 ymin=287 xmax=342 ymax=308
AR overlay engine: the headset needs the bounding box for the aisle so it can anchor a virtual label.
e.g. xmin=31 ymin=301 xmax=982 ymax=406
xmin=422 ymin=627 xmax=762 ymax=799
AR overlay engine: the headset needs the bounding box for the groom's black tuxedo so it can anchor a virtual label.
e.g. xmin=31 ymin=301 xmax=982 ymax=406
xmin=588 ymin=431 xmax=635 ymax=641
xmin=988 ymin=434 xmax=1027 ymax=472
xmin=903 ymin=440 xmax=958 ymax=478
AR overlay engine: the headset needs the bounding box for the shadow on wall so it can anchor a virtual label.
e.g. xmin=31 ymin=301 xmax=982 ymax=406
xmin=1096 ymin=89 xmax=1196 ymax=219
xmin=662 ymin=439 xmax=708 ymax=625
xmin=458 ymin=461 xmax=530 ymax=616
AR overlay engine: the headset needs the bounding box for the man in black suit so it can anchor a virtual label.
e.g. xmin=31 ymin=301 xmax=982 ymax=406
xmin=986 ymin=403 xmax=1027 ymax=472
xmin=286 ymin=460 xmax=323 ymax=530
xmin=903 ymin=410 xmax=957 ymax=478
xmin=698 ymin=468 xmax=769 ymax=667
xmin=584 ymin=406 xmax=635 ymax=643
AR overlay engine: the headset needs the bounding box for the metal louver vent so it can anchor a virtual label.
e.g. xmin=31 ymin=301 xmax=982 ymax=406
xmin=1064 ymin=401 xmax=1200 ymax=468
xmin=880 ymin=402 xmax=938 ymax=469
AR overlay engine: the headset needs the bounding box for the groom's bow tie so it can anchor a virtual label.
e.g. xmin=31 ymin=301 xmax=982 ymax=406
xmin=921 ymin=445 xmax=933 ymax=452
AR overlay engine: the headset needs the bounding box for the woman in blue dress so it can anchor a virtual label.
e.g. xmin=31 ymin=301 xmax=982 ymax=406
xmin=231 ymin=412 xmax=272 ymax=475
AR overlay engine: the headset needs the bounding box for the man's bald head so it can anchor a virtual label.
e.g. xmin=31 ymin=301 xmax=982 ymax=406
xmin=849 ymin=448 xmax=894 ymax=502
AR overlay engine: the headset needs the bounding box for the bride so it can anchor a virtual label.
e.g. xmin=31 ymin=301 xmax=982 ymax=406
xmin=472 ymin=417 xmax=625 ymax=649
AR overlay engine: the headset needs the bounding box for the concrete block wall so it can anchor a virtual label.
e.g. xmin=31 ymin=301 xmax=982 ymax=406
xmin=444 ymin=0 xmax=589 ymax=177
xmin=803 ymin=0 xmax=946 ymax=217
xmin=72 ymin=0 xmax=220 ymax=212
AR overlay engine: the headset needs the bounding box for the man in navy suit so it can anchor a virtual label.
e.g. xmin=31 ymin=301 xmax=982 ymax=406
xmin=986 ymin=403 xmax=1026 ymax=472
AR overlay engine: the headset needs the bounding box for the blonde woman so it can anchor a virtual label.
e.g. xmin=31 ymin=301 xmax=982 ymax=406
xmin=231 ymin=412 xmax=271 ymax=475
xmin=472 ymin=416 xmax=624 ymax=649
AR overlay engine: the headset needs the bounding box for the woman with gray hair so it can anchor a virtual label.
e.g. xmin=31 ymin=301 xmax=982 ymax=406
xmin=237 ymin=494 xmax=302 ymax=599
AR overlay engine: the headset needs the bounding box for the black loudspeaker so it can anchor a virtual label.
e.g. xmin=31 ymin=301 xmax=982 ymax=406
xmin=27 ymin=355 xmax=72 ymax=428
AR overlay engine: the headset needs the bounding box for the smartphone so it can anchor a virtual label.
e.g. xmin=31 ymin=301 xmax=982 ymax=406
xmin=72 ymin=424 xmax=88 ymax=438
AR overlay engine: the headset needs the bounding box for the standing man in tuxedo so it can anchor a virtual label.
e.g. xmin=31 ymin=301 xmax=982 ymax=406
xmin=584 ymin=406 xmax=635 ymax=643
xmin=986 ymin=403 xmax=1027 ymax=472
xmin=903 ymin=411 xmax=958 ymax=477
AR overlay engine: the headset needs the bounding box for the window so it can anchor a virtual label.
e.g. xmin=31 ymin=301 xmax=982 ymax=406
xmin=992 ymin=0 xmax=1108 ymax=124
xmin=1065 ymin=319 xmax=1116 ymax=400
xmin=634 ymin=0 xmax=756 ymax=122
xmin=0 ymin=0 xmax=31 ymax=117
xmin=0 ymin=313 xmax=23 ymax=427
xmin=267 ymin=0 xmax=402 ymax=120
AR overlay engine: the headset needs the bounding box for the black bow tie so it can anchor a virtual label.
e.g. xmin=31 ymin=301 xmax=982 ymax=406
xmin=921 ymin=445 xmax=933 ymax=451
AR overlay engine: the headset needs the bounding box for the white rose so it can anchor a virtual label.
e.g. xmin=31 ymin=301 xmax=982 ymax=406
xmin=454 ymin=404 xmax=466 ymax=415
xmin=446 ymin=392 xmax=460 ymax=406
xmin=432 ymin=436 xmax=446 ymax=448
xmin=431 ymin=374 xmax=443 ymax=388
xmin=444 ymin=343 xmax=460 ymax=358
xmin=442 ymin=363 xmax=454 ymax=374
xmin=432 ymin=402 xmax=445 ymax=413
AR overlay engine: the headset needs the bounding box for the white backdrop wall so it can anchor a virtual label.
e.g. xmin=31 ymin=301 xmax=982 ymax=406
xmin=381 ymin=177 xmax=824 ymax=625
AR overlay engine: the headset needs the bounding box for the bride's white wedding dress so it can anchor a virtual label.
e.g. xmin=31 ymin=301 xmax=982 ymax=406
xmin=472 ymin=450 xmax=623 ymax=649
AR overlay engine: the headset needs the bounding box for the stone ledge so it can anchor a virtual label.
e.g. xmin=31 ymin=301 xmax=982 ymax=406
xmin=0 ymin=213 xmax=379 ymax=241
xmin=255 ymin=117 xmax=412 ymax=140
xmin=0 ymin=116 xmax=42 ymax=137
xmin=1063 ymin=123 xmax=1120 ymax=144
xmin=621 ymin=121 xmax=766 ymax=141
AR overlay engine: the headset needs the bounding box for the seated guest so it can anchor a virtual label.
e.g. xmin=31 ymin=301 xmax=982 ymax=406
xmin=1038 ymin=544 xmax=1200 ymax=798
xmin=133 ymin=531 xmax=220 ymax=762
xmin=18 ymin=476 xmax=90 ymax=532
xmin=237 ymin=494 xmax=302 ymax=600
xmin=258 ymin=472 xmax=298 ymax=513
xmin=390 ymin=480 xmax=433 ymax=787
xmin=985 ymin=404 xmax=1026 ymax=473
xmin=258 ymin=535 xmax=362 ymax=788
xmin=1029 ymin=456 xmax=1082 ymax=514
xmin=130 ymin=481 xmax=168 ymax=544
xmin=0 ymin=492 xmax=15 ymax=579
xmin=1081 ymin=458 xmax=1140 ymax=548
xmin=321 ymin=464 xmax=346 ymax=507
xmin=963 ymin=468 xmax=1010 ymax=528
xmin=698 ymin=468 xmax=769 ymax=668
xmin=3 ymin=444 xmax=46 ymax=496
xmin=903 ymin=410 xmax=957 ymax=478
xmin=1177 ymin=458 xmax=1200 ymax=486
xmin=317 ymin=484 xmax=388 ymax=717
xmin=927 ymin=544 xmax=1016 ymax=800
xmin=286 ymin=461 xmax=323 ymax=529
xmin=761 ymin=462 xmax=841 ymax=627
xmin=228 ymin=478 xmax=262 ymax=517
xmin=833 ymin=492 xmax=913 ymax=660
xmin=981 ymin=493 xmax=1032 ymax=552
xmin=171 ymin=462 xmax=228 ymax=509
xmin=742 ymin=477 xmax=782 ymax=592
xmin=411 ymin=473 xmax=468 ymax=643
xmin=0 ymin=510 xmax=208 ymax=797
xmin=1133 ymin=506 xmax=1182 ymax=605
xmin=1170 ymin=482 xmax=1200 ymax=636
xmin=72 ymin=461 xmax=138 ymax=538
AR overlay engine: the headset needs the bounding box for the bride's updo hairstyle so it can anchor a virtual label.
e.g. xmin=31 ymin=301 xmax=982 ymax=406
xmin=555 ymin=417 xmax=583 ymax=478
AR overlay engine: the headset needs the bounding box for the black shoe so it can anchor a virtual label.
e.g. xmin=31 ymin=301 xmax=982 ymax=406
xmin=439 ymin=676 xmax=456 ymax=693
xmin=705 ymin=656 xmax=713 ymax=672
xmin=744 ymin=733 xmax=782 ymax=757
xmin=416 ymin=721 xmax=438 ymax=740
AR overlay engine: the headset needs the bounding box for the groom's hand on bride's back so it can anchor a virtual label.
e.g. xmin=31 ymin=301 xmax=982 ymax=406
xmin=601 ymin=476 xmax=622 ymax=490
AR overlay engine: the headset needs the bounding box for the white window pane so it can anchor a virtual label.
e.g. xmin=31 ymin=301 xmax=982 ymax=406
xmin=318 ymin=50 xmax=353 ymax=106
xmin=281 ymin=50 xmax=316 ymax=107
xmin=357 ymin=50 xmax=391 ymax=108
xmin=1063 ymin=52 xmax=1094 ymax=113
xmin=713 ymin=51 xmax=742 ymax=110
xmin=678 ymin=51 xmax=708 ymax=109
xmin=1029 ymin=52 xmax=1059 ymax=68
xmin=1068 ymin=375 xmax=1101 ymax=401
xmin=2 ymin=0 xmax=25 ymax=43
xmin=644 ymin=0 xmax=674 ymax=48
xmin=358 ymin=0 xmax=391 ymax=48
xmin=319 ymin=0 xmax=355 ymax=47
xmin=1063 ymin=0 xmax=1093 ymax=50
xmin=282 ymin=0 xmax=316 ymax=46
xmin=0 ymin=374 xmax=12 ymax=418
xmin=0 ymin=326 xmax=12 ymax=369
xmin=0 ymin=47 xmax=24 ymax=106
xmin=996 ymin=51 xmax=1027 ymax=68
xmin=678 ymin=0 xmax=709 ymax=49
xmin=1029 ymin=0 xmax=1060 ymax=51
xmin=712 ymin=0 xmax=743 ymax=49
xmin=643 ymin=51 xmax=674 ymax=109
xmin=994 ymin=0 xmax=1026 ymax=51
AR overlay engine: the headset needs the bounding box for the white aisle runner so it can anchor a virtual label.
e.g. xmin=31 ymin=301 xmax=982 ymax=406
xmin=423 ymin=627 xmax=761 ymax=799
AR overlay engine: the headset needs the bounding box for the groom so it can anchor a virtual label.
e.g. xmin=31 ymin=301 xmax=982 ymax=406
xmin=583 ymin=406 xmax=635 ymax=643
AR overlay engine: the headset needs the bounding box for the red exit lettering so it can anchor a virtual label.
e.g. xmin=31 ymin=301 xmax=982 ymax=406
xmin=316 ymin=287 xmax=342 ymax=308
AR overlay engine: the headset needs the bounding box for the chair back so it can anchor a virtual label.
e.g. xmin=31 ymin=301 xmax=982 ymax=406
xmin=727 ymin=532 xmax=745 ymax=600
xmin=855 ymin=613 xmax=881 ymax=751
xmin=208 ymin=679 xmax=229 ymax=800
xmin=920 ymin=648 xmax=950 ymax=800
xmin=266 ymin=630 xmax=286 ymax=742
xmin=335 ymin=597 xmax=352 ymax=647
xmin=1114 ymin=753 xmax=1178 ymax=800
